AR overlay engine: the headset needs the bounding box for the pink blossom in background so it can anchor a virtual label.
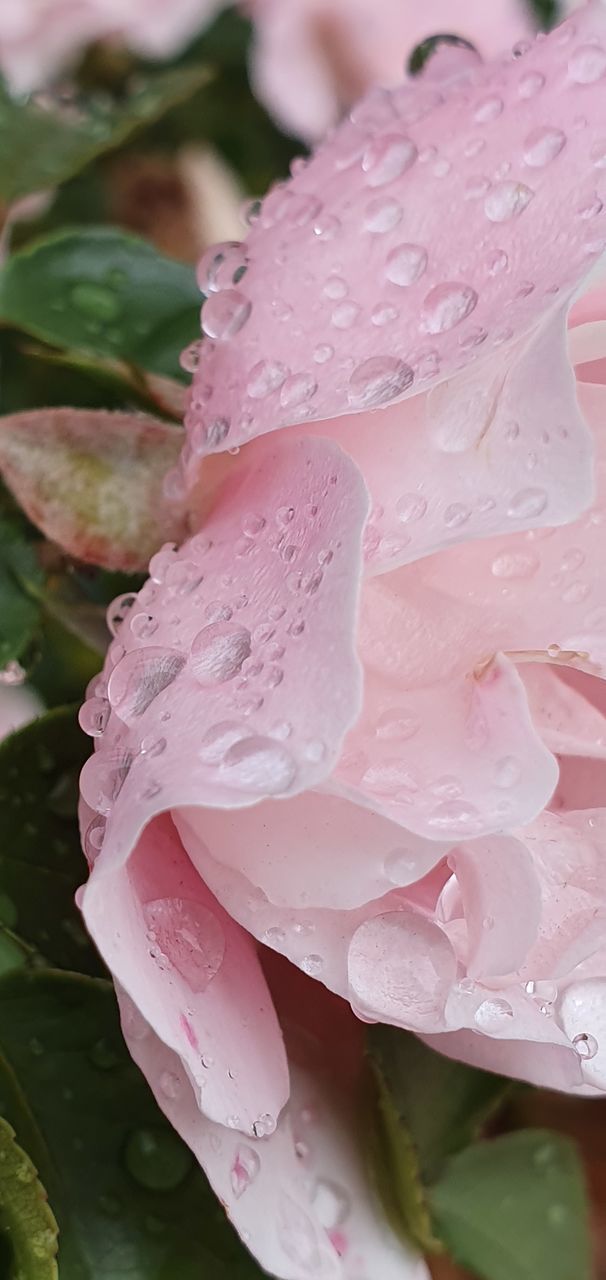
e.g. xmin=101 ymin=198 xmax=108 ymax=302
xmin=78 ymin=6 xmax=606 ymax=1277
xmin=245 ymin=0 xmax=536 ymax=140
xmin=0 ymin=0 xmax=223 ymax=94
xmin=0 ymin=679 xmax=42 ymax=739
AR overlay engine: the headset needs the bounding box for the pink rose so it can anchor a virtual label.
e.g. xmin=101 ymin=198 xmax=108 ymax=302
xmin=79 ymin=8 xmax=606 ymax=1276
xmin=246 ymin=0 xmax=536 ymax=141
xmin=0 ymin=0 xmax=223 ymax=94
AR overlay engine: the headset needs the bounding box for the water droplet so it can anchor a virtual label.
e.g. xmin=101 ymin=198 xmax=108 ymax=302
xmin=71 ymin=282 xmax=122 ymax=323
xmin=277 ymin=1194 xmax=324 ymax=1272
xmin=348 ymin=356 xmax=414 ymax=408
xmin=384 ymin=848 xmax=421 ymax=885
xmin=108 ymin=648 xmax=185 ymax=722
xmin=572 ymin=1032 xmax=598 ymax=1060
xmin=421 ymin=282 xmax=478 ymax=333
xmin=144 ymin=897 xmax=225 ymax=993
xmin=197 ymin=241 xmax=248 ymax=292
xmin=474 ymin=998 xmax=514 ymax=1032
xmin=474 ymin=95 xmax=503 ymax=123
xmin=507 ymin=488 xmax=548 ymax=519
xmin=222 ymin=736 xmax=296 ymax=794
xmin=280 ymin=373 xmax=317 ymax=409
xmin=311 ymin=1179 xmax=351 ymax=1230
xmin=495 ymin=756 xmax=522 ymax=788
xmin=364 ymin=196 xmax=402 ymax=233
xmin=518 ymin=71 xmax=545 ymax=98
xmin=523 ymin=126 xmax=566 ymax=168
xmin=202 ymin=290 xmax=251 ymax=340
xmin=253 ymin=1113 xmax=276 ymax=1138
xmin=444 ymin=503 xmax=471 ymax=529
xmin=331 ymin=301 xmax=360 ymax=329
xmin=191 ymin=622 xmax=251 ymax=685
xmin=247 ymin=360 xmax=288 ymax=399
xmin=231 ymin=1145 xmax=261 ymax=1197
xmin=568 ymin=44 xmax=606 ymax=84
xmin=78 ymin=696 xmax=110 ymax=738
xmin=159 ymin=1070 xmax=182 ymax=1100
xmin=485 ymin=181 xmax=534 ymax=222
xmin=396 ymin=493 xmax=428 ymax=524
xmin=362 ymin=134 xmax=417 ymax=187
xmin=124 ymin=1126 xmax=193 ymax=1191
xmin=299 ymin=954 xmax=323 ymax=977
xmin=314 ymin=343 xmax=334 ymax=363
xmin=385 ymin=243 xmax=428 ymax=286
xmin=491 ymin=552 xmax=540 ymax=579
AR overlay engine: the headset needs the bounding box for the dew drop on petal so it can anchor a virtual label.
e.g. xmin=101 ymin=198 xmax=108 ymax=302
xmin=190 ymin=623 xmax=251 ymax=685
xmin=231 ymin=1145 xmax=261 ymax=1197
xmin=485 ymin=181 xmax=534 ymax=222
xmin=202 ymin=290 xmax=252 ymax=341
xmin=348 ymin=356 xmax=414 ymax=407
xmin=143 ymin=897 xmax=225 ymax=993
xmin=421 ymin=283 xmax=478 ymax=333
xmin=362 ymin=134 xmax=417 ymax=187
xmin=474 ymin=998 xmax=514 ymax=1032
xmin=385 ymin=243 xmax=428 ymax=286
xmin=221 ymin=736 xmax=296 ymax=794
xmin=572 ymin=1032 xmax=599 ymax=1060
xmin=523 ymin=126 xmax=566 ymax=168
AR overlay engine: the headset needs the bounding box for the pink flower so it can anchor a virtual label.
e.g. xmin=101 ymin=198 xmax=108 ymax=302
xmin=0 ymin=0 xmax=222 ymax=94
xmin=246 ymin=0 xmax=536 ymax=141
xmin=79 ymin=8 xmax=606 ymax=1275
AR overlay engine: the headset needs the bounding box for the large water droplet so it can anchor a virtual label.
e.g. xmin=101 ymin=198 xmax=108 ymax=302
xmin=485 ymin=181 xmax=534 ymax=222
xmin=572 ymin=1032 xmax=599 ymax=1060
xmin=190 ymin=622 xmax=251 ymax=685
xmin=143 ymin=897 xmax=225 ymax=993
xmin=277 ymin=1194 xmax=325 ymax=1272
xmin=421 ymin=282 xmax=478 ymax=333
xmin=202 ymin=290 xmax=251 ymax=341
xmin=474 ymin=998 xmax=514 ymax=1032
xmin=385 ymin=243 xmax=428 ymax=286
xmin=197 ymin=241 xmax=248 ymax=293
xmin=348 ymin=911 xmax=456 ymax=1027
xmin=108 ymin=649 xmax=185 ymax=722
xmin=222 ymin=736 xmax=296 ymax=794
xmin=247 ymin=360 xmax=288 ymax=399
xmin=491 ymin=551 xmax=540 ymax=579
xmin=124 ymin=1126 xmax=193 ymax=1191
xmin=364 ymin=196 xmax=402 ymax=233
xmin=348 ymin=356 xmax=414 ymax=408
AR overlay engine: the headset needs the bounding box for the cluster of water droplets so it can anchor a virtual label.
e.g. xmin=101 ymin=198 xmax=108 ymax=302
xmin=181 ymin=14 xmax=606 ymax=480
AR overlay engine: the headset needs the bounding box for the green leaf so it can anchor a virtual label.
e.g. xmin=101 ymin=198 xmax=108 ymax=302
xmin=430 ymin=1130 xmax=591 ymax=1280
xmin=0 ymin=514 xmax=44 ymax=667
xmin=0 ymin=64 xmax=211 ymax=203
xmin=0 ymin=228 xmax=201 ymax=382
xmin=0 ymin=706 xmax=102 ymax=975
xmin=0 ymin=1114 xmax=58 ymax=1279
xmin=368 ymin=1026 xmax=509 ymax=1184
xmin=0 ymin=968 xmax=265 ymax=1279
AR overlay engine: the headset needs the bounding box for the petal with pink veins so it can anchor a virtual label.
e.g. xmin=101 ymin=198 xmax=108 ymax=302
xmin=81 ymin=813 xmax=289 ymax=1134
xmin=115 ymin=969 xmax=429 ymax=1280
xmin=184 ymin=6 xmax=606 ymax=478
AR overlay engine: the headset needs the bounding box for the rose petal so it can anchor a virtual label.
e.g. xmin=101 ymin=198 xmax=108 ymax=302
xmin=332 ymin=648 xmax=558 ymax=841
xmin=558 ymin=978 xmax=606 ymax=1088
xmin=310 ymin=308 xmax=593 ymax=573
xmin=185 ymin=7 xmax=606 ymax=475
xmin=0 ymin=408 xmax=187 ymax=572
xmin=421 ymin=1029 xmax=586 ymax=1092
xmin=451 ymin=836 xmax=541 ymax=978
xmin=116 ymin=970 xmax=429 ymax=1280
xmin=175 ymin=787 xmax=449 ymax=911
xmin=81 ymin=813 xmax=289 ymax=1134
xmin=78 ymin=435 xmax=368 ymax=873
xmin=521 ymin=664 xmax=606 ymax=757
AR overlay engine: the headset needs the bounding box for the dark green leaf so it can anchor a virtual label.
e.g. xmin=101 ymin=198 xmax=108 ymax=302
xmin=0 ymin=64 xmax=211 ymax=203
xmin=0 ymin=228 xmax=201 ymax=381
xmin=0 ymin=969 xmax=265 ymax=1279
xmin=430 ymin=1130 xmax=591 ymax=1280
xmin=0 ymin=515 xmax=44 ymax=667
xmin=366 ymin=1028 xmax=510 ymax=1252
xmin=0 ymin=706 xmax=102 ymax=975
xmin=368 ymin=1026 xmax=509 ymax=1184
xmin=0 ymin=1114 xmax=58 ymax=1279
